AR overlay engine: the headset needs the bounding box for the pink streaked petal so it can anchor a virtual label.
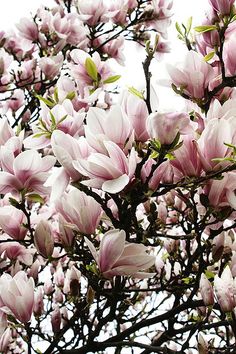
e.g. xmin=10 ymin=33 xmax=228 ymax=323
xmin=102 ymin=174 xmax=129 ymax=193
xmin=99 ymin=230 xmax=125 ymax=273
xmin=103 ymin=141 xmax=127 ymax=173
xmin=0 ymin=172 xmax=22 ymax=193
xmin=24 ymin=134 xmax=50 ymax=149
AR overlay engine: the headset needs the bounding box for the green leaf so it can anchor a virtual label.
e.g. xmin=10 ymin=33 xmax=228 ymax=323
xmin=9 ymin=197 xmax=21 ymax=209
xmin=35 ymin=94 xmax=55 ymax=108
xmin=66 ymin=91 xmax=76 ymax=100
xmin=204 ymin=51 xmax=215 ymax=62
xmin=128 ymin=86 xmax=144 ymax=99
xmin=27 ymin=194 xmax=45 ymax=204
xmin=103 ymin=75 xmax=121 ymax=84
xmin=205 ymin=270 xmax=215 ymax=280
xmin=49 ymin=111 xmax=56 ymax=128
xmin=194 ymin=25 xmax=217 ymax=33
xmin=54 ymin=87 xmax=59 ymax=103
xmin=186 ymin=17 xmax=192 ymax=34
xmin=85 ymin=57 xmax=98 ymax=81
xmin=175 ymin=22 xmax=183 ymax=36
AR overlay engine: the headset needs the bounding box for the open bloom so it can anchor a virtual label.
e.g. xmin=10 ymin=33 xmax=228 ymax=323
xmin=0 ymin=271 xmax=34 ymax=323
xmin=167 ymin=50 xmax=215 ymax=99
xmin=146 ymin=111 xmax=192 ymax=145
xmin=0 ymin=149 xmax=55 ymax=195
xmin=55 ymin=188 xmax=102 ymax=235
xmin=0 ymin=206 xmax=27 ymax=240
xmin=73 ymin=141 xmax=137 ymax=194
xmin=85 ymin=229 xmax=155 ymax=278
xmin=209 ymin=0 xmax=234 ymax=15
xmin=85 ymin=105 xmax=134 ymax=154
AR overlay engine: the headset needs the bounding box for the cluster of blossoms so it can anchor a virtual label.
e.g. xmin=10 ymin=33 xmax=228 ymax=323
xmin=2 ymin=0 xmax=236 ymax=353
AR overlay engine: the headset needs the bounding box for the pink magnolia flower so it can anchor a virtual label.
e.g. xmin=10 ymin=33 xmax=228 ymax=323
xmin=0 ymin=241 xmax=33 ymax=266
xmin=85 ymin=229 xmax=155 ymax=278
xmin=167 ymin=50 xmax=215 ymax=99
xmin=0 ymin=206 xmax=27 ymax=240
xmin=33 ymin=287 xmax=44 ymax=317
xmin=34 ymin=220 xmax=54 ymax=258
xmin=0 ymin=149 xmax=55 ymax=196
xmin=73 ymin=141 xmax=137 ymax=194
xmin=196 ymin=117 xmax=236 ymax=172
xmin=224 ymin=35 xmax=236 ymax=76
xmin=3 ymin=89 xmax=24 ymax=113
xmin=63 ymin=265 xmax=81 ymax=295
xmin=51 ymin=305 xmax=61 ymax=334
xmin=85 ymin=105 xmax=134 ymax=154
xmin=93 ymin=35 xmax=125 ymax=65
xmin=145 ymin=0 xmax=173 ymax=39
xmin=122 ymin=92 xmax=149 ymax=142
xmin=0 ymin=118 xmax=14 ymax=146
xmin=146 ymin=111 xmax=192 ymax=145
xmin=24 ymin=100 xmax=84 ymax=149
xmin=199 ymin=273 xmax=214 ymax=306
xmin=171 ymin=136 xmax=203 ymax=177
xmin=209 ymin=0 xmax=234 ymax=15
xmin=77 ymin=0 xmax=108 ymax=26
xmin=58 ymin=216 xmax=75 ymax=247
xmin=16 ymin=17 xmax=38 ymax=41
xmin=0 ymin=271 xmax=34 ymax=323
xmin=51 ymin=130 xmax=91 ymax=199
xmin=0 ymin=328 xmax=11 ymax=353
xmin=214 ymin=266 xmax=236 ymax=312
xmin=69 ymin=49 xmax=114 ymax=88
xmin=55 ymin=189 xmax=102 ymax=235
xmin=38 ymin=54 xmax=63 ymax=80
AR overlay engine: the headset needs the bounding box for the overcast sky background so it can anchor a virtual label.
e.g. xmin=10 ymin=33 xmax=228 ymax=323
xmin=0 ymin=0 xmax=207 ymax=110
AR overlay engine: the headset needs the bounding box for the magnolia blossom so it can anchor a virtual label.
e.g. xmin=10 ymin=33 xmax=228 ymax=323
xmin=199 ymin=273 xmax=214 ymax=306
xmin=85 ymin=105 xmax=134 ymax=154
xmin=77 ymin=0 xmax=108 ymax=26
xmin=167 ymin=50 xmax=215 ymax=99
xmin=55 ymin=188 xmax=102 ymax=235
xmin=34 ymin=220 xmax=54 ymax=258
xmin=197 ymin=117 xmax=236 ymax=171
xmin=122 ymin=92 xmax=149 ymax=142
xmin=214 ymin=266 xmax=236 ymax=312
xmin=0 ymin=149 xmax=55 ymax=195
xmin=209 ymin=0 xmax=234 ymax=14
xmin=85 ymin=229 xmax=155 ymax=278
xmin=24 ymin=100 xmax=84 ymax=149
xmin=16 ymin=17 xmax=38 ymax=41
xmin=73 ymin=141 xmax=137 ymax=194
xmin=38 ymin=54 xmax=63 ymax=79
xmin=146 ymin=111 xmax=192 ymax=145
xmin=0 ymin=206 xmax=27 ymax=240
xmin=0 ymin=271 xmax=34 ymax=323
xmin=0 ymin=241 xmax=33 ymax=265
xmin=69 ymin=49 xmax=113 ymax=88
xmin=51 ymin=130 xmax=91 ymax=200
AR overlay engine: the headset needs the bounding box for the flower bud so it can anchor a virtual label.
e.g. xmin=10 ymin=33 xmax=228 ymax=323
xmin=34 ymin=220 xmax=54 ymax=259
xmin=199 ymin=273 xmax=214 ymax=306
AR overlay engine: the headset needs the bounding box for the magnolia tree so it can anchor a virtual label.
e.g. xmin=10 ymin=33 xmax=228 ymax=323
xmin=2 ymin=0 xmax=236 ymax=353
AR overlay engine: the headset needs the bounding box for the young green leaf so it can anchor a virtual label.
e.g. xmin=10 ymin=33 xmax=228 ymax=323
xmin=103 ymin=75 xmax=121 ymax=84
xmin=194 ymin=25 xmax=217 ymax=33
xmin=128 ymin=86 xmax=144 ymax=99
xmin=85 ymin=57 xmax=98 ymax=81
xmin=175 ymin=22 xmax=183 ymax=36
xmin=204 ymin=51 xmax=215 ymax=62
